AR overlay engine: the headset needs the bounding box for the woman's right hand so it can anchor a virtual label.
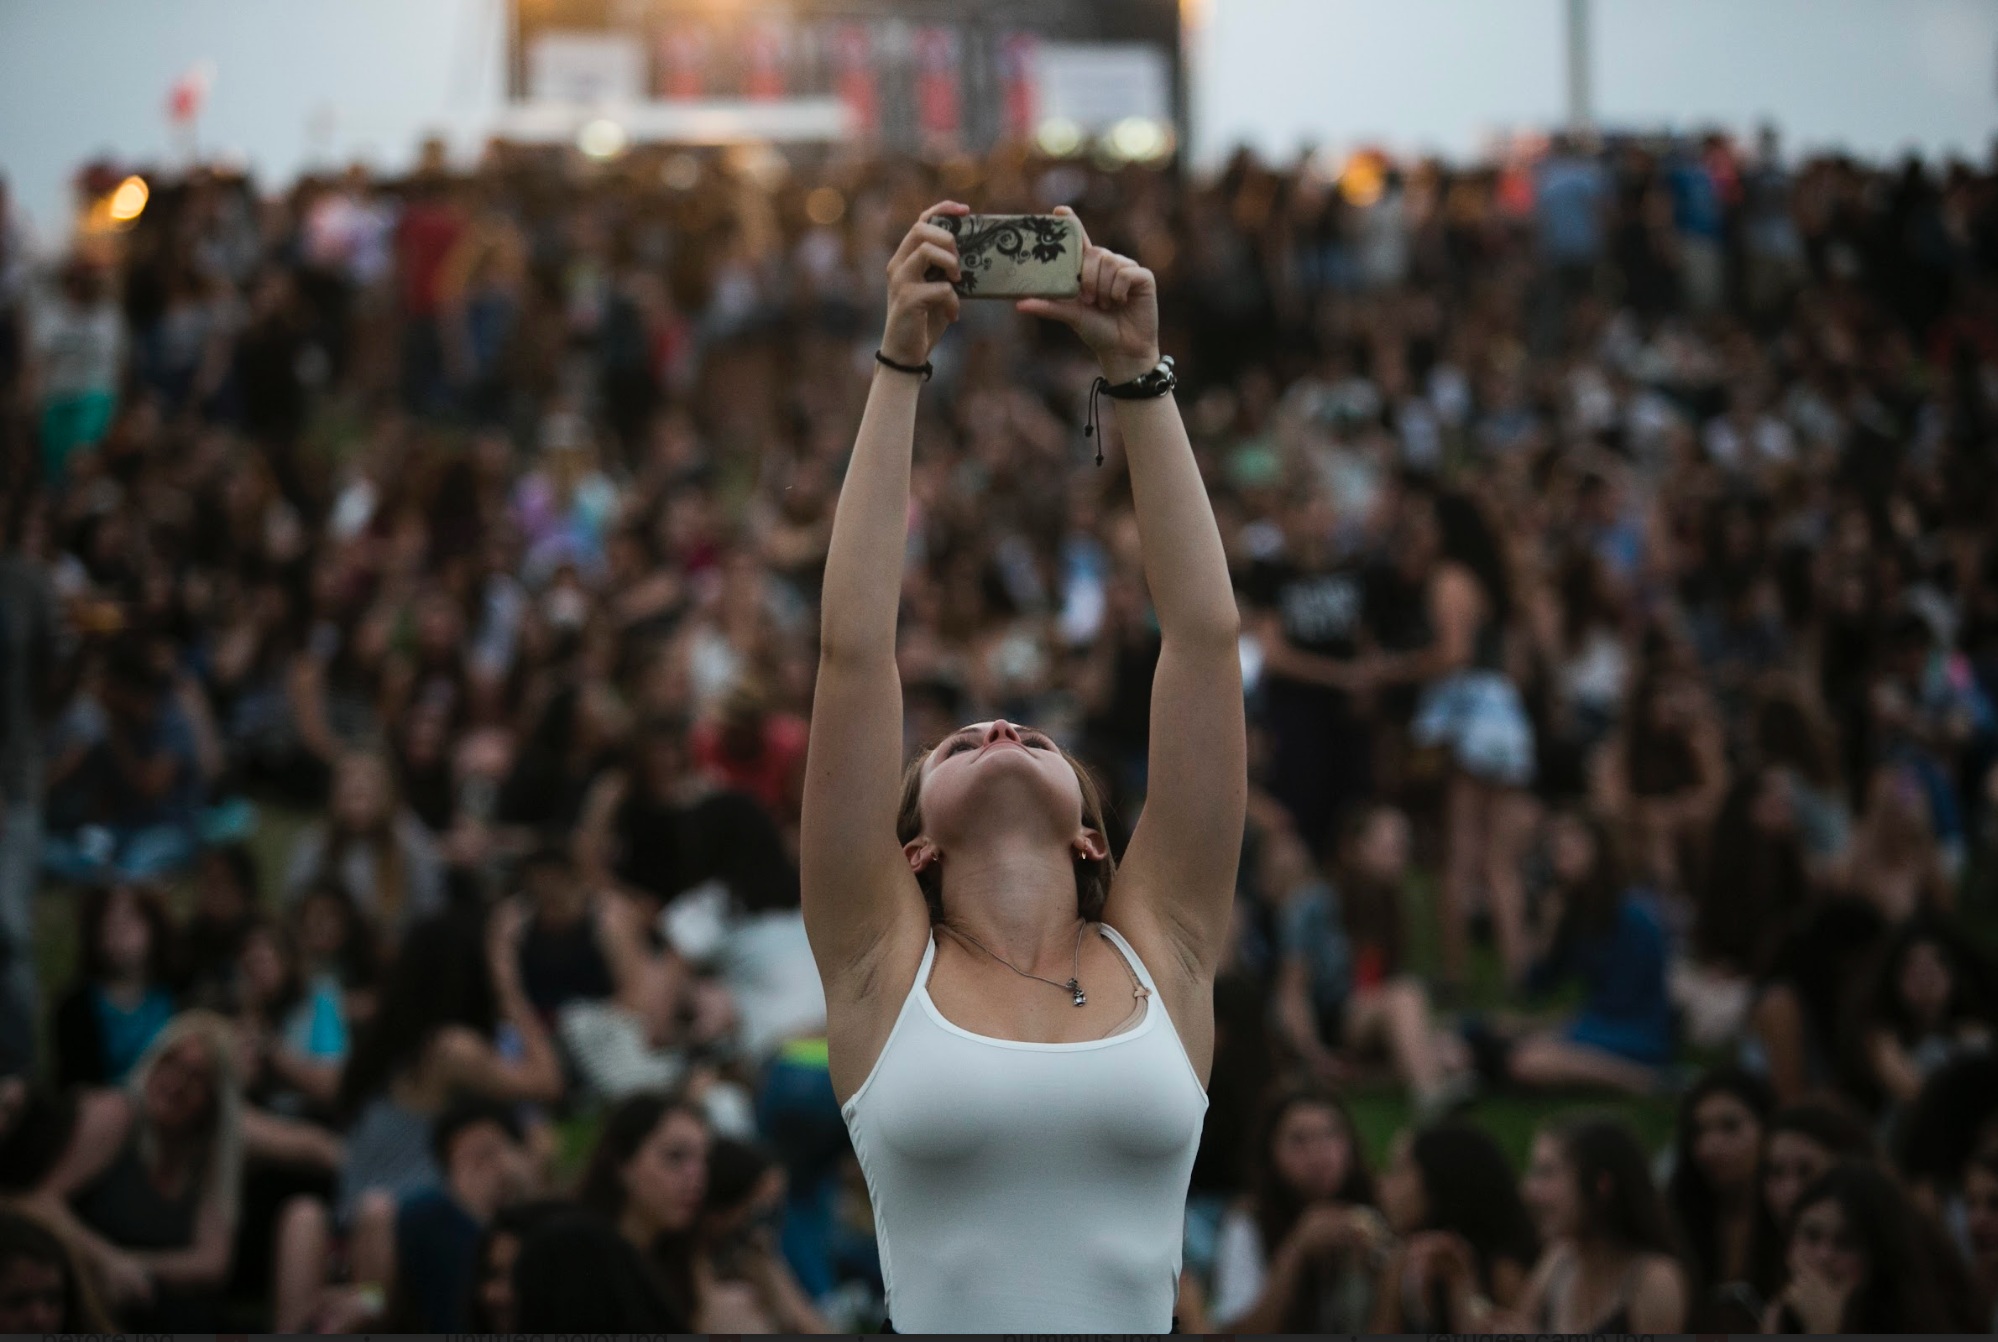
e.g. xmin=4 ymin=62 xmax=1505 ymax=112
xmin=880 ymin=203 xmax=969 ymax=367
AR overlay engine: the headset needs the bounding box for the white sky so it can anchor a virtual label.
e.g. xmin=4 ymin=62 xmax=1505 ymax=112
xmin=2 ymin=0 xmax=1996 ymax=245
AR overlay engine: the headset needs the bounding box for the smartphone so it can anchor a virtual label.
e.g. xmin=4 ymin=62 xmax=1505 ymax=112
xmin=924 ymin=212 xmax=1082 ymax=299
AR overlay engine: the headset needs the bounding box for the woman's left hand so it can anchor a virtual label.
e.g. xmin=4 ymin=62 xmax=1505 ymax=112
xmin=1016 ymin=207 xmax=1161 ymax=384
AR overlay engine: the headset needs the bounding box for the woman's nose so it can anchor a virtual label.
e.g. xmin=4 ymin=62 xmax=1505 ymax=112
xmin=986 ymin=719 xmax=1022 ymax=744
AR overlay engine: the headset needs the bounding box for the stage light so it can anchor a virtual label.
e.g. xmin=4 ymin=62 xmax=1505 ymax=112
xmin=107 ymin=176 xmax=149 ymax=223
xmin=1108 ymin=117 xmax=1171 ymax=163
xmin=1035 ymin=117 xmax=1083 ymax=158
xmin=805 ymin=186 xmax=846 ymax=226
xmin=577 ymin=118 xmax=628 ymax=160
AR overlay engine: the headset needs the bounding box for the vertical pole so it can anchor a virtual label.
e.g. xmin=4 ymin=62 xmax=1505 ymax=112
xmin=1566 ymin=0 xmax=1592 ymax=133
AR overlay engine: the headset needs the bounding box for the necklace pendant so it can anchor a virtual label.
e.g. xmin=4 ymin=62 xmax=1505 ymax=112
xmin=1069 ymin=978 xmax=1086 ymax=1007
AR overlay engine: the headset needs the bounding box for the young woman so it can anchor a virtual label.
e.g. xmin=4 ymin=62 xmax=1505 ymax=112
xmin=577 ymin=1092 xmax=709 ymax=1331
xmin=282 ymin=750 xmax=444 ymax=938
xmin=1208 ymin=1084 xmax=1384 ymax=1333
xmin=692 ymin=1137 xmax=831 ymax=1334
xmin=26 ymin=1012 xmax=244 ymax=1330
xmin=1761 ymin=1163 xmax=1960 ymax=1332
xmin=1852 ymin=918 xmax=1994 ymax=1110
xmin=1504 ymin=810 xmax=1674 ymax=1095
xmin=1760 ymin=1098 xmax=1875 ymax=1230
xmin=230 ymin=914 xmax=347 ymax=1118
xmin=1502 ymin=1117 xmax=1688 ymax=1333
xmin=1668 ymin=1067 xmax=1783 ymax=1327
xmin=0 ymin=1208 xmax=113 ymax=1332
xmin=1370 ymin=1122 xmax=1539 ymax=1332
xmin=803 ymin=204 xmax=1244 ymax=1333
xmin=53 ymin=882 xmax=179 ymax=1089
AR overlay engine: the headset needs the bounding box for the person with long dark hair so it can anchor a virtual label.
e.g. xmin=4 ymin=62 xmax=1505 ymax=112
xmin=1850 ymin=917 xmax=1994 ymax=1111
xmin=1370 ymin=1122 xmax=1539 ymax=1331
xmin=576 ymin=1091 xmax=708 ymax=1330
xmin=52 ymin=881 xmax=179 ymax=1089
xmin=1208 ymin=1083 xmax=1383 ymax=1332
xmin=0 ymin=1208 xmax=112 ymax=1332
xmin=1502 ymin=1117 xmax=1688 ymax=1333
xmin=282 ymin=750 xmax=443 ymax=940
xmin=804 ymin=204 xmax=1243 ymax=1333
xmin=1761 ymin=1098 xmax=1876 ymax=1230
xmin=1760 ymin=1162 xmax=1965 ymax=1332
xmin=1669 ymin=1067 xmax=1783 ymax=1328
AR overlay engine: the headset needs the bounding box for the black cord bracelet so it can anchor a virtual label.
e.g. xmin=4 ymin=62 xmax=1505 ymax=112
xmin=875 ymin=350 xmax=933 ymax=381
xmin=1084 ymin=355 xmax=1177 ymax=466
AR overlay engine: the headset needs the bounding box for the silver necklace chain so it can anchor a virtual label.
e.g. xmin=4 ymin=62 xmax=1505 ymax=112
xmin=939 ymin=919 xmax=1091 ymax=1006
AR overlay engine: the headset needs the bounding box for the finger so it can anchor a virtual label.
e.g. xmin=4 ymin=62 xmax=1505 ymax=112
xmin=1096 ymin=252 xmax=1123 ymax=309
xmin=1079 ymin=249 xmax=1104 ymax=307
xmin=1016 ymin=297 xmax=1089 ymax=325
xmin=909 ymin=280 xmax=961 ymax=314
xmin=1052 ymin=204 xmax=1091 ymax=252
xmin=1111 ymin=259 xmax=1144 ymax=306
xmin=900 ymin=242 xmax=962 ymax=285
xmin=890 ymin=222 xmax=962 ymax=273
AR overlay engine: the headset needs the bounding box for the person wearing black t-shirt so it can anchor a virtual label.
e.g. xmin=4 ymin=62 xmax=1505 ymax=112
xmin=1246 ymin=492 xmax=1378 ymax=861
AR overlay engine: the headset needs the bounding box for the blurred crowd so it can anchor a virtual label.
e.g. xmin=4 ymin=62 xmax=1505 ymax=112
xmin=0 ymin=123 xmax=1995 ymax=1332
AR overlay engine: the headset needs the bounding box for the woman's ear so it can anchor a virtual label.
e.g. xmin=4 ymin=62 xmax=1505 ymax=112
xmin=1072 ymin=829 xmax=1109 ymax=863
xmin=904 ymin=839 xmax=941 ymax=874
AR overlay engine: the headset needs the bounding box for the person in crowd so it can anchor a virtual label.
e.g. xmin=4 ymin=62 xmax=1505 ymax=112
xmin=53 ymin=881 xmax=178 ymax=1088
xmin=25 ymin=1011 xmax=243 ymax=1330
xmin=1500 ymin=1117 xmax=1688 ymax=1333
xmin=1964 ymin=1148 xmax=1998 ymax=1332
xmin=1208 ymin=1083 xmax=1383 ymax=1332
xmin=1849 ymin=917 xmax=1993 ymax=1111
xmin=693 ymin=1136 xmax=830 ymax=1333
xmin=387 ymin=1097 xmax=533 ymax=1331
xmin=1761 ymin=1162 xmax=1963 ymax=1332
xmin=513 ymin=840 xmax=616 ymax=1020
xmin=1668 ymin=1067 xmax=1783 ymax=1328
xmin=577 ymin=1091 xmax=710 ymax=1329
xmin=180 ymin=844 xmax=259 ymax=1009
xmin=1369 ymin=1122 xmax=1539 ymax=1331
xmin=0 ymin=1207 xmax=113 ymax=1332
xmin=1760 ymin=1098 xmax=1876 ymax=1230
xmin=462 ymin=1198 xmax=563 ymax=1334
xmin=282 ymin=750 xmax=444 ymax=937
xmin=511 ymin=1206 xmax=687 ymax=1332
xmin=807 ymin=204 xmax=1242 ymax=1335
xmin=1267 ymin=806 xmax=1468 ymax=1113
xmin=228 ymin=913 xmax=346 ymax=1117
xmin=1495 ymin=810 xmax=1675 ymax=1095
xmin=291 ymin=879 xmax=381 ymax=1025
xmin=1595 ymin=666 xmax=1729 ymax=899
xmin=0 ymin=492 xmax=59 ymax=1076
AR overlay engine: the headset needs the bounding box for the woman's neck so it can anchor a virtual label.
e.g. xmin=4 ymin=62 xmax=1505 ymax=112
xmin=936 ymin=836 xmax=1085 ymax=970
xmin=620 ymin=1206 xmax=662 ymax=1256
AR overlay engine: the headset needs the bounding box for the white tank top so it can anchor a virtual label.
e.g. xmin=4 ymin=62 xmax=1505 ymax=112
xmin=840 ymin=922 xmax=1208 ymax=1333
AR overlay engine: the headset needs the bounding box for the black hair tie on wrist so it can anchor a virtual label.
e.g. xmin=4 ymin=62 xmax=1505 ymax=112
xmin=875 ymin=350 xmax=933 ymax=381
xmin=1084 ymin=356 xmax=1177 ymax=467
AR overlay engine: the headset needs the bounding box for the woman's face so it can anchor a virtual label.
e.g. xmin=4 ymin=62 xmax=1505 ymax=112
xmin=912 ymin=721 xmax=1091 ymax=870
xmin=1547 ymin=815 xmax=1597 ymax=886
xmin=1377 ymin=1132 xmax=1428 ymax=1235
xmin=1691 ymin=1091 xmax=1763 ymax=1195
xmin=237 ymin=930 xmax=287 ymax=1005
xmin=100 ymin=889 xmax=152 ymax=979
xmin=1790 ymin=1196 xmax=1866 ymax=1293
xmin=1763 ymin=1131 xmax=1835 ymax=1226
xmin=1964 ymin=1163 xmax=1998 ymax=1263
xmin=1897 ymin=941 xmax=1953 ymax=1022
xmin=0 ymin=1257 xmax=66 ymax=1333
xmin=298 ymin=895 xmax=348 ymax=962
xmin=331 ymin=756 xmax=389 ymax=830
xmin=478 ymin=1231 xmax=521 ymax=1332
xmin=144 ymin=1035 xmax=218 ymax=1134
xmin=1523 ymin=1133 xmax=1584 ymax=1241
xmin=624 ymin=1110 xmax=709 ymax=1236
xmin=1270 ymin=1102 xmax=1354 ymax=1203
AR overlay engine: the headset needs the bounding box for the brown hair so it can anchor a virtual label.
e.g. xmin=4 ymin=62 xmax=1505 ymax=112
xmin=895 ymin=735 xmax=1116 ymax=924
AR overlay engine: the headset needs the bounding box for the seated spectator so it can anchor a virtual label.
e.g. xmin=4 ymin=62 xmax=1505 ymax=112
xmin=464 ymin=1199 xmax=564 ymax=1333
xmin=292 ymin=880 xmax=382 ymax=1027
xmin=1850 ymin=918 xmax=1993 ymax=1111
xmin=515 ymin=842 xmax=615 ymax=1020
xmin=577 ymin=1092 xmax=710 ymax=1329
xmin=1268 ymin=806 xmax=1469 ymax=1115
xmin=1965 ymin=1149 xmax=1998 ymax=1332
xmin=179 ymin=843 xmax=259 ymax=1010
xmin=53 ymin=882 xmax=178 ymax=1088
xmin=43 ymin=639 xmax=204 ymax=884
xmin=283 ymin=750 xmax=444 ymax=938
xmin=1761 ymin=1097 xmax=1876 ymax=1229
xmin=1208 ymin=1083 xmax=1382 ymax=1332
xmin=25 ymin=1011 xmax=244 ymax=1330
xmin=1668 ymin=1068 xmax=1782 ymax=1328
xmin=691 ymin=677 xmax=807 ymax=840
xmin=694 ymin=1136 xmax=830 ymax=1333
xmin=1503 ymin=1117 xmax=1687 ymax=1332
xmin=1761 ymin=1162 xmax=1964 ymax=1332
xmin=1370 ymin=1122 xmax=1539 ymax=1331
xmin=1593 ymin=666 xmax=1727 ymax=898
xmin=230 ymin=914 xmax=346 ymax=1118
xmin=1493 ymin=811 xmax=1674 ymax=1095
xmin=387 ymin=1098 xmax=533 ymax=1331
xmin=512 ymin=1207 xmax=686 ymax=1333
xmin=0 ymin=1207 xmax=113 ymax=1332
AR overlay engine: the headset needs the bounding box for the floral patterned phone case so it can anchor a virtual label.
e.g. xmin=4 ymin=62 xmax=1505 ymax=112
xmin=923 ymin=213 xmax=1082 ymax=299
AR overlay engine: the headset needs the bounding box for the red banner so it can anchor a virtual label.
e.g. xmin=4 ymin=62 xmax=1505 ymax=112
xmin=832 ymin=24 xmax=877 ymax=137
xmin=914 ymin=26 xmax=961 ymax=143
xmin=998 ymin=32 xmax=1038 ymax=142
xmin=743 ymin=19 xmax=786 ymax=101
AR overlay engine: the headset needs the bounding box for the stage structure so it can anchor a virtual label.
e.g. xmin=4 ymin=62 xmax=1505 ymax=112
xmin=503 ymin=0 xmax=1184 ymax=159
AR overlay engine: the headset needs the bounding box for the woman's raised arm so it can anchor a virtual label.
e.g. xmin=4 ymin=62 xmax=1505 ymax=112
xmin=802 ymin=204 xmax=966 ymax=1005
xmin=1019 ymin=210 xmax=1245 ymax=983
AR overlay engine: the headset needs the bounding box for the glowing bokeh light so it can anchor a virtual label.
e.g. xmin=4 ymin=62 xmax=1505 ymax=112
xmin=577 ymin=119 xmax=628 ymax=160
xmin=107 ymin=176 xmax=149 ymax=223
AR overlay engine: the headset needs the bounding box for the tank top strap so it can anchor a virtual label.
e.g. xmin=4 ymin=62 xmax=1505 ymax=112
xmin=1097 ymin=922 xmax=1159 ymax=995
